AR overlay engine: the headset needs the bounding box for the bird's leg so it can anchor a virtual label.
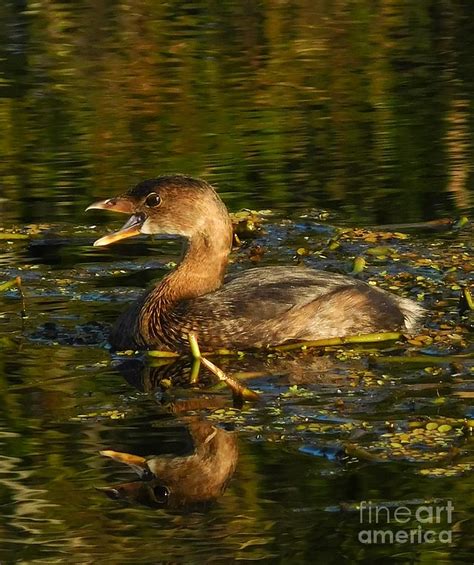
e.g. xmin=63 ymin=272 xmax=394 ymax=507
xmin=187 ymin=333 xmax=260 ymax=402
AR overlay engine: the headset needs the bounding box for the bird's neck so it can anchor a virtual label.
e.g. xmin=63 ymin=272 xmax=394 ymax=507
xmin=156 ymin=222 xmax=233 ymax=303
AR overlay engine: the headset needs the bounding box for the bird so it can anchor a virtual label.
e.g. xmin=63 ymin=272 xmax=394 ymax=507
xmin=87 ymin=174 xmax=424 ymax=352
xmin=98 ymin=417 xmax=238 ymax=508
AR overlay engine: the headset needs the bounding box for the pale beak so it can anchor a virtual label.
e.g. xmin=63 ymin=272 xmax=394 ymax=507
xmin=100 ymin=449 xmax=150 ymax=476
xmin=86 ymin=197 xmax=144 ymax=246
xmin=86 ymin=197 xmax=135 ymax=214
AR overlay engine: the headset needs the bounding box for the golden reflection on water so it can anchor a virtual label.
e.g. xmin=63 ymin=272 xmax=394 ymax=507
xmin=0 ymin=1 xmax=473 ymax=224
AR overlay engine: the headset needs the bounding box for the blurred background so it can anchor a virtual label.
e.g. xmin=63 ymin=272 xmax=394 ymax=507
xmin=1 ymin=0 xmax=473 ymax=225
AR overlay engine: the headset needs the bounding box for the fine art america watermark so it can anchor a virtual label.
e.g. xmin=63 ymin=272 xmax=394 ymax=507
xmin=358 ymin=500 xmax=454 ymax=544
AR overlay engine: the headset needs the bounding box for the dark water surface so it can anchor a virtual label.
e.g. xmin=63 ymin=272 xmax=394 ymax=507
xmin=1 ymin=1 xmax=474 ymax=563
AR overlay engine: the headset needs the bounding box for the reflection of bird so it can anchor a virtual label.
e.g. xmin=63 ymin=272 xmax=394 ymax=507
xmin=87 ymin=175 xmax=424 ymax=351
xmin=98 ymin=418 xmax=238 ymax=508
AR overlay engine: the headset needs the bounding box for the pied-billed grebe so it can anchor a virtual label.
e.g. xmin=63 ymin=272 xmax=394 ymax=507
xmin=87 ymin=175 xmax=424 ymax=351
xmin=99 ymin=417 xmax=238 ymax=508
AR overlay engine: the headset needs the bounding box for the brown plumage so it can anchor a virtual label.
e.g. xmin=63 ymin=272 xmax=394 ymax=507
xmin=99 ymin=417 xmax=238 ymax=508
xmin=87 ymin=175 xmax=425 ymax=352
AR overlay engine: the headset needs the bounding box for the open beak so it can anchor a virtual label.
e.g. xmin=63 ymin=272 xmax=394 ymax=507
xmin=86 ymin=197 xmax=144 ymax=246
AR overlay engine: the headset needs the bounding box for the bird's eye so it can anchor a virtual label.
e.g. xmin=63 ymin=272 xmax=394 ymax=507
xmin=145 ymin=192 xmax=161 ymax=208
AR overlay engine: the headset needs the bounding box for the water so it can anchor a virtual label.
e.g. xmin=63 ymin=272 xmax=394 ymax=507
xmin=1 ymin=1 xmax=473 ymax=225
xmin=0 ymin=1 xmax=473 ymax=563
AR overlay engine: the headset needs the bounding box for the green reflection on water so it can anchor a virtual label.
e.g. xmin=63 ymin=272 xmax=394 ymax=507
xmin=0 ymin=0 xmax=473 ymax=224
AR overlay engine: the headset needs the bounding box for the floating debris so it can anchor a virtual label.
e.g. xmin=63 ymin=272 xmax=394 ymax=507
xmin=350 ymin=256 xmax=366 ymax=275
xmin=418 ymin=463 xmax=474 ymax=478
xmin=230 ymin=209 xmax=267 ymax=239
xmin=345 ymin=418 xmax=467 ymax=464
xmin=0 ymin=276 xmax=27 ymax=317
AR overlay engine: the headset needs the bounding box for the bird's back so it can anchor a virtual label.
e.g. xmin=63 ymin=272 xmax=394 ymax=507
xmin=182 ymin=266 xmax=424 ymax=350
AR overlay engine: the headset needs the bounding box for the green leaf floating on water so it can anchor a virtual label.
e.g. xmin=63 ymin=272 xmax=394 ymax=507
xmin=0 ymin=278 xmax=21 ymax=292
xmin=366 ymin=246 xmax=393 ymax=257
xmin=460 ymin=286 xmax=474 ymax=312
xmin=453 ymin=215 xmax=469 ymax=230
xmin=0 ymin=232 xmax=29 ymax=240
xmin=147 ymin=350 xmax=180 ymax=358
xmin=0 ymin=277 xmax=27 ymax=317
xmin=350 ymin=256 xmax=366 ymax=274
